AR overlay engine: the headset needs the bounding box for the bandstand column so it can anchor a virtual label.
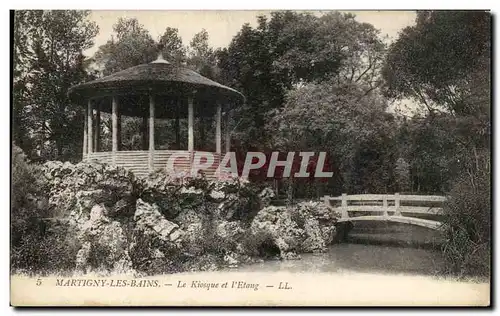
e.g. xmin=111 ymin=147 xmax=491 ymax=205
xmin=225 ymin=110 xmax=231 ymax=153
xmin=87 ymin=100 xmax=93 ymax=154
xmin=94 ymin=104 xmax=101 ymax=152
xmin=142 ymin=115 xmax=148 ymax=150
xmin=83 ymin=106 xmax=88 ymax=159
xmin=112 ymin=96 xmax=118 ymax=163
xmin=148 ymin=94 xmax=155 ymax=171
xmin=215 ymin=103 xmax=222 ymax=154
xmin=117 ymin=111 xmax=122 ymax=151
xmin=175 ymin=98 xmax=181 ymax=149
xmin=188 ymin=96 xmax=194 ymax=152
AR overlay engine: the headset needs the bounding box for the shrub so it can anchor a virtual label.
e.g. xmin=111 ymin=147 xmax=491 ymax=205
xmin=11 ymin=145 xmax=48 ymax=238
xmin=12 ymin=144 xmax=44 ymax=260
xmin=11 ymin=219 xmax=81 ymax=275
xmin=11 ymin=145 xmax=80 ymax=274
xmin=240 ymin=230 xmax=280 ymax=258
xmin=441 ymin=167 xmax=491 ymax=277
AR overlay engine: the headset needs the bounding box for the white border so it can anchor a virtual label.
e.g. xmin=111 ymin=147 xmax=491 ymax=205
xmin=4 ymin=1 xmax=496 ymax=10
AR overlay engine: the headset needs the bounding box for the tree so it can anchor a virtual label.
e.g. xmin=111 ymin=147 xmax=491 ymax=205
xmin=384 ymin=11 xmax=491 ymax=191
xmin=187 ymin=29 xmax=215 ymax=75
xmin=394 ymin=157 xmax=411 ymax=192
xmin=257 ymin=12 xmax=390 ymax=194
xmin=159 ymin=27 xmax=186 ymax=65
xmin=13 ymin=10 xmax=34 ymax=153
xmin=383 ymin=12 xmax=491 ymax=275
xmin=94 ymin=18 xmax=156 ymax=75
xmin=95 ymin=19 xmax=188 ymax=73
xmin=13 ymin=10 xmax=99 ymax=161
xmin=94 ymin=19 xmax=190 ymax=151
xmin=217 ymin=11 xmax=387 ymax=148
xmin=269 ymin=79 xmax=396 ymax=194
xmin=184 ymin=29 xmax=220 ymax=149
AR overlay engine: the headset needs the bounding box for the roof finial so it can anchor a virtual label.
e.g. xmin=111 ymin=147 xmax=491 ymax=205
xmin=152 ymin=42 xmax=170 ymax=64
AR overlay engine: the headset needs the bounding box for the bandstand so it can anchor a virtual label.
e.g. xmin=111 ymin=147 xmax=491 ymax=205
xmin=68 ymin=49 xmax=245 ymax=179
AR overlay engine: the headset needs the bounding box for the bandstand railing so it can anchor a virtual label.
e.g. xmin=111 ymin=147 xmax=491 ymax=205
xmin=85 ymin=150 xmax=222 ymax=179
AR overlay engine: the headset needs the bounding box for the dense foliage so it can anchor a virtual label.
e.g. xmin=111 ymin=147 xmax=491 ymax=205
xmin=13 ymin=11 xmax=99 ymax=161
xmin=383 ymin=11 xmax=491 ymax=276
xmin=11 ymin=145 xmax=80 ymax=273
xmin=12 ymin=10 xmax=491 ymax=276
xmin=441 ymin=168 xmax=490 ymax=277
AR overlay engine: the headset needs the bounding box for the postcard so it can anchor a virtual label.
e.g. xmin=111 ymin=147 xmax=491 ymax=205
xmin=10 ymin=9 xmax=491 ymax=307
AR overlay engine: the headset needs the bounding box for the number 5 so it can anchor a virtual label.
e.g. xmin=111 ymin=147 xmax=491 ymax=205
xmin=36 ymin=279 xmax=41 ymax=286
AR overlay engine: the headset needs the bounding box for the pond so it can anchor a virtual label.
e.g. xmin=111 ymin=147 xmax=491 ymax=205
xmin=236 ymin=243 xmax=445 ymax=276
xmin=236 ymin=222 xmax=446 ymax=276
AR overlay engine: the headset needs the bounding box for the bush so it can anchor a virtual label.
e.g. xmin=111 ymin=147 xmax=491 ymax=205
xmin=11 ymin=145 xmax=48 ymax=237
xmin=11 ymin=221 xmax=81 ymax=275
xmin=240 ymin=230 xmax=280 ymax=258
xmin=441 ymin=167 xmax=491 ymax=277
xmin=12 ymin=144 xmax=44 ymax=254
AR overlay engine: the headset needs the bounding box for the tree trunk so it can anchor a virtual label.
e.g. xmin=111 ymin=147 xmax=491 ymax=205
xmin=56 ymin=138 xmax=63 ymax=160
xmin=286 ymin=178 xmax=294 ymax=206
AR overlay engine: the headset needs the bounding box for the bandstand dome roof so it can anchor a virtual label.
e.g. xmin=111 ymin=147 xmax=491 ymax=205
xmin=68 ymin=55 xmax=245 ymax=119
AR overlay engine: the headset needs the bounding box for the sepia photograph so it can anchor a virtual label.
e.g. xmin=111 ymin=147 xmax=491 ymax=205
xmin=10 ymin=9 xmax=491 ymax=306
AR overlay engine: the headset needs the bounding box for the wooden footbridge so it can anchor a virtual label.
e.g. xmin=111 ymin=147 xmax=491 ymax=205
xmin=323 ymin=194 xmax=447 ymax=230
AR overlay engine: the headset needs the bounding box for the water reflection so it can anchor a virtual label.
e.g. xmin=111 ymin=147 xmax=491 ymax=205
xmin=236 ymin=244 xmax=444 ymax=276
xmin=236 ymin=222 xmax=446 ymax=276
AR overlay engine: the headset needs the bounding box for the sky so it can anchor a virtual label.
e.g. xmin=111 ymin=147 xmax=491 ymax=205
xmin=86 ymin=10 xmax=417 ymax=56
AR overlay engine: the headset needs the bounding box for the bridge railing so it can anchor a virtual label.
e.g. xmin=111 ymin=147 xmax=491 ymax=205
xmin=323 ymin=193 xmax=447 ymax=219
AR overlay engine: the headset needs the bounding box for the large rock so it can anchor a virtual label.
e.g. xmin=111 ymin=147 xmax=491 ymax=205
xmin=213 ymin=178 xmax=269 ymax=222
xmin=215 ymin=220 xmax=248 ymax=267
xmin=128 ymin=199 xmax=186 ymax=274
xmin=41 ymin=162 xmax=137 ymax=274
xmin=39 ymin=161 xmax=290 ymax=275
xmin=135 ymin=171 xmax=207 ymax=220
xmin=134 ymin=199 xmax=183 ymax=245
xmin=76 ymin=204 xmax=134 ymax=274
xmin=292 ymin=201 xmax=338 ymax=252
xmin=43 ymin=161 xmax=136 ymax=225
xmin=250 ymin=201 xmax=339 ymax=258
xmin=138 ymin=170 xmax=267 ymax=223
xmin=250 ymin=206 xmax=305 ymax=259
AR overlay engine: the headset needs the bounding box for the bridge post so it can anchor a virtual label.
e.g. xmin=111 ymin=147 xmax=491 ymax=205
xmin=394 ymin=193 xmax=401 ymax=216
xmin=383 ymin=195 xmax=388 ymax=217
xmin=341 ymin=193 xmax=348 ymax=219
